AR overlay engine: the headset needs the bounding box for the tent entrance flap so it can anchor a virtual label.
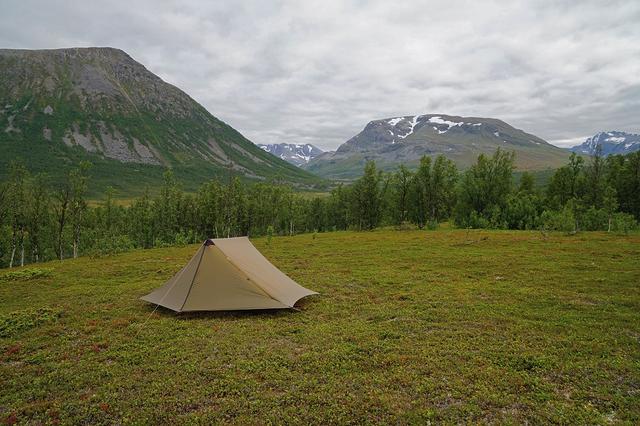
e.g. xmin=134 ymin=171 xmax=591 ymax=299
xmin=140 ymin=237 xmax=317 ymax=312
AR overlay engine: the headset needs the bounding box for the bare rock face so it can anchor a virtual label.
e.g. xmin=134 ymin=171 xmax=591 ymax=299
xmin=0 ymin=47 xmax=316 ymax=186
xmin=133 ymin=138 xmax=161 ymax=165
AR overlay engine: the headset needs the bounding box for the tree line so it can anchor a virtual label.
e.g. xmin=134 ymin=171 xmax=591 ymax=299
xmin=0 ymin=148 xmax=638 ymax=268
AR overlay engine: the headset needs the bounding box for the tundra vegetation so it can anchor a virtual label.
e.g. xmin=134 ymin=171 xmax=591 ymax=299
xmin=0 ymin=148 xmax=638 ymax=268
xmin=1 ymin=229 xmax=639 ymax=423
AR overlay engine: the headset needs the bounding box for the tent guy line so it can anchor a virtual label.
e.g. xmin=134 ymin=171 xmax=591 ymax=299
xmin=134 ymin=258 xmax=193 ymax=338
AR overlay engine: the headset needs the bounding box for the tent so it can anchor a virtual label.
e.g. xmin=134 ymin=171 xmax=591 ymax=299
xmin=140 ymin=237 xmax=317 ymax=312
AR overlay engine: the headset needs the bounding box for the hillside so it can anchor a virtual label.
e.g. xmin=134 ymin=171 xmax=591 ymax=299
xmin=0 ymin=48 xmax=320 ymax=195
xmin=304 ymin=114 xmax=569 ymax=179
xmin=1 ymin=229 xmax=639 ymax=423
xmin=257 ymin=143 xmax=324 ymax=167
xmin=570 ymin=131 xmax=640 ymax=156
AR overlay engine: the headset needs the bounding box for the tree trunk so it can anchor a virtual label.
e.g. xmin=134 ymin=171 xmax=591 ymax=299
xmin=608 ymin=216 xmax=612 ymax=233
xmin=58 ymin=238 xmax=64 ymax=260
xmin=9 ymin=245 xmax=16 ymax=268
xmin=9 ymin=228 xmax=17 ymax=268
xmin=57 ymin=222 xmax=64 ymax=260
xmin=20 ymin=244 xmax=24 ymax=267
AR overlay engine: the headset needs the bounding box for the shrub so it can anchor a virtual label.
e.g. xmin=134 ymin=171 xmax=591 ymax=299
xmin=541 ymin=206 xmax=575 ymax=234
xmin=611 ymin=212 xmax=638 ymax=234
xmin=425 ymin=220 xmax=439 ymax=230
xmin=0 ymin=307 xmax=63 ymax=338
xmin=173 ymin=231 xmax=196 ymax=247
xmin=463 ymin=211 xmax=490 ymax=229
xmin=581 ymin=207 xmax=608 ymax=231
xmin=266 ymin=225 xmax=274 ymax=245
xmin=0 ymin=268 xmax=53 ymax=282
xmin=88 ymin=235 xmax=134 ymax=258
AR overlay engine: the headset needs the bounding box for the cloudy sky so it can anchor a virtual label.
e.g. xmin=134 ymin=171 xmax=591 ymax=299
xmin=1 ymin=0 xmax=639 ymax=150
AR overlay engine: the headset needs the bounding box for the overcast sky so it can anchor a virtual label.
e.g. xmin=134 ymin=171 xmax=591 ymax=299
xmin=1 ymin=0 xmax=639 ymax=150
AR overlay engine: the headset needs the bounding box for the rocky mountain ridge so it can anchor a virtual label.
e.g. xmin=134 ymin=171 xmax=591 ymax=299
xmin=0 ymin=47 xmax=318 ymax=193
xmin=304 ymin=114 xmax=569 ymax=179
xmin=569 ymin=131 xmax=640 ymax=156
xmin=257 ymin=143 xmax=324 ymax=167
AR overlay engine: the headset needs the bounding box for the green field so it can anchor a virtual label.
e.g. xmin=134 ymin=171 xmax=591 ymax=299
xmin=1 ymin=230 xmax=639 ymax=424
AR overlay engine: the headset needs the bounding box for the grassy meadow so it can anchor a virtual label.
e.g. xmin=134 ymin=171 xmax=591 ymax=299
xmin=1 ymin=229 xmax=639 ymax=424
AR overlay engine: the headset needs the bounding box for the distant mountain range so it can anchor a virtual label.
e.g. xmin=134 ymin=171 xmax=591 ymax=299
xmin=303 ymin=114 xmax=569 ymax=179
xmin=0 ymin=47 xmax=319 ymax=195
xmin=569 ymin=131 xmax=640 ymax=156
xmin=257 ymin=143 xmax=324 ymax=167
xmin=5 ymin=47 xmax=632 ymax=191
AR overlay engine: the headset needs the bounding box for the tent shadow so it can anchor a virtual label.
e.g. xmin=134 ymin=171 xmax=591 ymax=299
xmin=141 ymin=294 xmax=319 ymax=321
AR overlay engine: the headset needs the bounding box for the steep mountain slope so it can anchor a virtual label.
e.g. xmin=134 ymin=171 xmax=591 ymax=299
xmin=257 ymin=143 xmax=324 ymax=167
xmin=570 ymin=131 xmax=640 ymax=156
xmin=304 ymin=114 xmax=569 ymax=179
xmin=0 ymin=48 xmax=320 ymax=195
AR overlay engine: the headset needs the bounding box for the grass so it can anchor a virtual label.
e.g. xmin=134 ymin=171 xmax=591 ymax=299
xmin=1 ymin=229 xmax=639 ymax=424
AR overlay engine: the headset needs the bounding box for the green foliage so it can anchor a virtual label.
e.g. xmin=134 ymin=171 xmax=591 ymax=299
xmin=0 ymin=307 xmax=62 ymax=338
xmin=390 ymin=165 xmax=413 ymax=225
xmin=408 ymin=155 xmax=458 ymax=228
xmin=0 ymin=267 xmax=53 ymax=281
xmin=541 ymin=204 xmax=576 ymax=234
xmin=546 ymin=152 xmax=585 ymax=209
xmin=1 ymin=148 xmax=638 ymax=269
xmin=266 ymin=225 xmax=274 ymax=245
xmin=607 ymin=151 xmax=640 ymax=219
xmin=581 ymin=207 xmax=609 ymax=231
xmin=610 ymin=212 xmax=638 ymax=234
xmin=87 ymin=235 xmax=135 ymax=258
xmin=504 ymin=193 xmax=541 ymax=230
xmin=454 ymin=149 xmax=515 ymax=227
xmin=518 ymin=171 xmax=536 ymax=194
xmin=350 ymin=161 xmax=384 ymax=230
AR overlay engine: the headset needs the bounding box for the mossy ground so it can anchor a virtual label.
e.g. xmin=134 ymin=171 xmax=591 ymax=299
xmin=1 ymin=229 xmax=639 ymax=424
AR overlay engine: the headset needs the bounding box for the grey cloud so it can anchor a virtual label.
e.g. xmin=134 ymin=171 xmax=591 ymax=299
xmin=1 ymin=0 xmax=639 ymax=150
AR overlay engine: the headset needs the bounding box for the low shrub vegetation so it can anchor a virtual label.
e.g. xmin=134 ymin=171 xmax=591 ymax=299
xmin=0 ymin=307 xmax=62 ymax=338
xmin=0 ymin=229 xmax=638 ymax=423
xmin=0 ymin=267 xmax=53 ymax=281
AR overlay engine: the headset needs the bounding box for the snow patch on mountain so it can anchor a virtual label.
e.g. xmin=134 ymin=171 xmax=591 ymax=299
xmin=569 ymin=131 xmax=640 ymax=156
xmin=257 ymin=143 xmax=324 ymax=167
xmin=387 ymin=117 xmax=405 ymax=126
xmin=428 ymin=116 xmax=481 ymax=134
xmin=428 ymin=116 xmax=463 ymax=129
xmin=397 ymin=115 xmax=420 ymax=140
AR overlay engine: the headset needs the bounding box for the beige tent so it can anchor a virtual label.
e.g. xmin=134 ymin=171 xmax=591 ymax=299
xmin=141 ymin=237 xmax=317 ymax=312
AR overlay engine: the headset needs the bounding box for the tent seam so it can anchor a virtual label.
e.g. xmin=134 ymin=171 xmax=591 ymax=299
xmin=179 ymin=243 xmax=207 ymax=312
xmin=217 ymin=248 xmax=288 ymax=307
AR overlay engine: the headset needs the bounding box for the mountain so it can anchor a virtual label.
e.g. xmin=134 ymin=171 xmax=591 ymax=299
xmin=569 ymin=131 xmax=640 ymax=156
xmin=303 ymin=114 xmax=569 ymax=179
xmin=257 ymin=143 xmax=324 ymax=167
xmin=0 ymin=47 xmax=320 ymax=196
